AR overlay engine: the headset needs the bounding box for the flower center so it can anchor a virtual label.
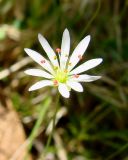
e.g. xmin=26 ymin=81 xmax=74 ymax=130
xmin=54 ymin=68 xmax=68 ymax=83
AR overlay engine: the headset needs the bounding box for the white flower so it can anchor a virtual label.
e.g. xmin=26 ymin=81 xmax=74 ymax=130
xmin=24 ymin=29 xmax=103 ymax=98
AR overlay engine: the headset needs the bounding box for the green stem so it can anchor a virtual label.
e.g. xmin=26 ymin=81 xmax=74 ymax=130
xmin=39 ymin=93 xmax=60 ymax=159
xmin=105 ymin=142 xmax=128 ymax=160
xmin=79 ymin=0 xmax=101 ymax=40
xmin=25 ymin=98 xmax=51 ymax=160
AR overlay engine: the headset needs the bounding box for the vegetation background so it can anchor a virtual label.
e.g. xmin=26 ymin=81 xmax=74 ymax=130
xmin=0 ymin=0 xmax=128 ymax=160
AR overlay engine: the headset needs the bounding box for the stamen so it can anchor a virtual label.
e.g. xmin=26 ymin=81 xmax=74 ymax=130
xmin=73 ymin=74 xmax=79 ymax=78
xmin=64 ymin=70 xmax=68 ymax=73
xmin=54 ymin=56 xmax=57 ymax=60
xmin=40 ymin=59 xmax=46 ymax=64
xmin=56 ymin=48 xmax=61 ymax=54
xmin=54 ymin=66 xmax=58 ymax=70
xmin=68 ymin=62 xmax=72 ymax=66
xmin=53 ymin=80 xmax=58 ymax=86
xmin=78 ymin=55 xmax=83 ymax=60
xmin=65 ymin=54 xmax=68 ymax=57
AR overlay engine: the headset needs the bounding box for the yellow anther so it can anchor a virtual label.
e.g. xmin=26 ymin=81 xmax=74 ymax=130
xmin=68 ymin=62 xmax=72 ymax=66
xmin=54 ymin=66 xmax=58 ymax=70
xmin=64 ymin=70 xmax=68 ymax=73
xmin=54 ymin=56 xmax=57 ymax=60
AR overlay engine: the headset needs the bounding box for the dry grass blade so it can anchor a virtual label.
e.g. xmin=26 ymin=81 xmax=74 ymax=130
xmin=54 ymin=132 xmax=68 ymax=160
xmin=0 ymin=57 xmax=32 ymax=80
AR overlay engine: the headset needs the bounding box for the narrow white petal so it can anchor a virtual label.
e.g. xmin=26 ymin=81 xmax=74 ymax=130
xmin=38 ymin=34 xmax=59 ymax=67
xmin=71 ymin=74 xmax=101 ymax=82
xmin=24 ymin=48 xmax=54 ymax=74
xmin=29 ymin=80 xmax=53 ymax=91
xmin=67 ymin=81 xmax=83 ymax=92
xmin=70 ymin=58 xmax=103 ymax=75
xmin=58 ymin=83 xmax=70 ymax=98
xmin=60 ymin=29 xmax=70 ymax=69
xmin=68 ymin=35 xmax=90 ymax=71
xmin=24 ymin=69 xmax=53 ymax=79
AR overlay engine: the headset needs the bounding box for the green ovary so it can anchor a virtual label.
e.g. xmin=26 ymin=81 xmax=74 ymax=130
xmin=55 ymin=69 xmax=68 ymax=83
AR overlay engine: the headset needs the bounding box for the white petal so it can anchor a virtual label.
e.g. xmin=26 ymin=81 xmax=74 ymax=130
xmin=29 ymin=80 xmax=53 ymax=91
xmin=38 ymin=34 xmax=59 ymax=67
xmin=68 ymin=35 xmax=90 ymax=71
xmin=24 ymin=69 xmax=53 ymax=79
xmin=24 ymin=48 xmax=54 ymax=74
xmin=71 ymin=74 xmax=101 ymax=82
xmin=70 ymin=58 xmax=103 ymax=75
xmin=60 ymin=29 xmax=70 ymax=70
xmin=67 ymin=81 xmax=83 ymax=92
xmin=58 ymin=83 xmax=70 ymax=98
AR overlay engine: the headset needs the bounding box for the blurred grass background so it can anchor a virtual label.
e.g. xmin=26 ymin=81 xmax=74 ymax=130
xmin=0 ymin=0 xmax=128 ymax=160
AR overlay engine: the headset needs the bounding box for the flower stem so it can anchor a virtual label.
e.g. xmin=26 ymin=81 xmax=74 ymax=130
xmin=39 ymin=93 xmax=60 ymax=159
xmin=105 ymin=142 xmax=128 ymax=160
xmin=25 ymin=97 xmax=51 ymax=160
